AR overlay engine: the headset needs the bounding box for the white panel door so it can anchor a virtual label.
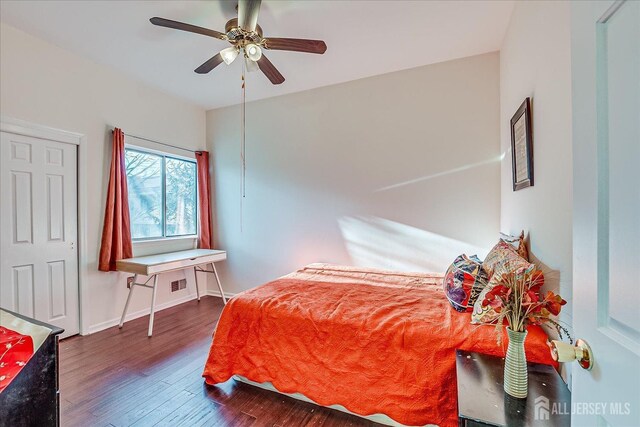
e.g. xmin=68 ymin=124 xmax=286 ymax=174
xmin=572 ymin=1 xmax=639 ymax=426
xmin=0 ymin=132 xmax=79 ymax=338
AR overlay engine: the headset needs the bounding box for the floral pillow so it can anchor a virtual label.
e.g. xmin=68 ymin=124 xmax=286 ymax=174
xmin=500 ymin=231 xmax=529 ymax=261
xmin=471 ymin=250 xmax=535 ymax=324
xmin=443 ymin=254 xmax=489 ymax=312
xmin=481 ymin=240 xmax=527 ymax=278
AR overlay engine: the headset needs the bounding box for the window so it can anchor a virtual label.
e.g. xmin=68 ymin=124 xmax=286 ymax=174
xmin=125 ymin=147 xmax=197 ymax=240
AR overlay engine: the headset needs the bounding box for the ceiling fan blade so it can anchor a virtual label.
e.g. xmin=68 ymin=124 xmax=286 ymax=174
xmin=257 ymin=54 xmax=285 ymax=85
xmin=263 ymin=38 xmax=327 ymax=54
xmin=150 ymin=17 xmax=225 ymax=40
xmin=238 ymin=0 xmax=261 ymax=32
xmin=195 ymin=53 xmax=224 ymax=74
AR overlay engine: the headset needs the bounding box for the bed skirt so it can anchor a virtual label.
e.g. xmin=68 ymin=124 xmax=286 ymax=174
xmin=233 ymin=375 xmax=435 ymax=427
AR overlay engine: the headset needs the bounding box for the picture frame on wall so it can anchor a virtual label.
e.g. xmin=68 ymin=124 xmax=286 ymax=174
xmin=510 ymin=97 xmax=534 ymax=191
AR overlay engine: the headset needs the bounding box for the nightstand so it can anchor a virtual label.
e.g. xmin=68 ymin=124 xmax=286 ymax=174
xmin=456 ymin=349 xmax=571 ymax=427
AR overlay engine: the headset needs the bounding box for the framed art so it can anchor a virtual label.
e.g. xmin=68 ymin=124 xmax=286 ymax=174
xmin=510 ymin=97 xmax=533 ymax=191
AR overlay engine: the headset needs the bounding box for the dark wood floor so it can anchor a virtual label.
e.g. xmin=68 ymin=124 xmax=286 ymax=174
xmin=60 ymin=296 xmax=383 ymax=427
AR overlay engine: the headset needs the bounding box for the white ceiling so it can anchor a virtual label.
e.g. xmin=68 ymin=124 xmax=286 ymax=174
xmin=0 ymin=0 xmax=514 ymax=110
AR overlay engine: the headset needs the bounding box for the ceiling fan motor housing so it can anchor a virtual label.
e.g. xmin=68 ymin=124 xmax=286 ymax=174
xmin=225 ymin=18 xmax=263 ymax=47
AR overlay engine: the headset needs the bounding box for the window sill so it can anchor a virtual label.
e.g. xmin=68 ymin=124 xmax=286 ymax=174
xmin=132 ymin=236 xmax=198 ymax=257
xmin=132 ymin=235 xmax=198 ymax=245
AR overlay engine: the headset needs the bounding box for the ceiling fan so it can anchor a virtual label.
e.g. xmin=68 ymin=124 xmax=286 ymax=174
xmin=150 ymin=0 xmax=327 ymax=85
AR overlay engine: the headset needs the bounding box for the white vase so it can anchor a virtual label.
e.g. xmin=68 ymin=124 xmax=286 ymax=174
xmin=504 ymin=327 xmax=528 ymax=398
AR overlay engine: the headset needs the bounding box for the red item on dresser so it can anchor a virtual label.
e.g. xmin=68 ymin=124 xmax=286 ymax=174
xmin=0 ymin=326 xmax=35 ymax=393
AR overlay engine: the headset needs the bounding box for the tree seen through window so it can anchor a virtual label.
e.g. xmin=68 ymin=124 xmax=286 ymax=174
xmin=125 ymin=148 xmax=197 ymax=239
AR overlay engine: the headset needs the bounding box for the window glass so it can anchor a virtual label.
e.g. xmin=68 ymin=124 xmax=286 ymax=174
xmin=125 ymin=150 xmax=163 ymax=239
xmin=165 ymin=157 xmax=197 ymax=237
xmin=124 ymin=148 xmax=197 ymax=240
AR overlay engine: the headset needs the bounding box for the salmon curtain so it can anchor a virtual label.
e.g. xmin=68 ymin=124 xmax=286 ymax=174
xmin=196 ymin=151 xmax=213 ymax=249
xmin=98 ymin=128 xmax=133 ymax=271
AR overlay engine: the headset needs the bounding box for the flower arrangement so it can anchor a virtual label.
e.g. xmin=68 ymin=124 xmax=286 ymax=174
xmin=481 ymin=267 xmax=570 ymax=341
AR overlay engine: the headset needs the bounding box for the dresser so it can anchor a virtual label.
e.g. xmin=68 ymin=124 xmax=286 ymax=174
xmin=0 ymin=309 xmax=64 ymax=427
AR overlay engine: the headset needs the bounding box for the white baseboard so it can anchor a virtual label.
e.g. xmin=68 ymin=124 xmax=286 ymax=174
xmin=85 ymin=292 xmax=199 ymax=335
xmin=84 ymin=289 xmax=237 ymax=335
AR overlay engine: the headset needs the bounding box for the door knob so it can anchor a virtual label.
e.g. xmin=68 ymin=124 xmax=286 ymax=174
xmin=549 ymin=339 xmax=594 ymax=370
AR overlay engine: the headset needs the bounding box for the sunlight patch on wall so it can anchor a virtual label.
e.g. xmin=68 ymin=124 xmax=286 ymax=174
xmin=374 ymin=154 xmax=504 ymax=193
xmin=338 ymin=216 xmax=488 ymax=273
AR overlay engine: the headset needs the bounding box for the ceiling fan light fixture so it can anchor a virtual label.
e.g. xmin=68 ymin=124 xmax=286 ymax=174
xmin=245 ymin=55 xmax=260 ymax=72
xmin=245 ymin=43 xmax=262 ymax=61
xmin=221 ymin=46 xmax=239 ymax=65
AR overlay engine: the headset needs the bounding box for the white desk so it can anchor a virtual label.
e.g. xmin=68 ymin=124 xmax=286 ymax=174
xmin=116 ymin=249 xmax=227 ymax=336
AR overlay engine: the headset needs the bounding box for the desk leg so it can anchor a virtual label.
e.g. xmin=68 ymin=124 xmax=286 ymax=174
xmin=148 ymin=275 xmax=159 ymax=337
xmin=119 ymin=274 xmax=138 ymax=328
xmin=193 ymin=266 xmax=201 ymax=302
xmin=211 ymin=263 xmax=227 ymax=304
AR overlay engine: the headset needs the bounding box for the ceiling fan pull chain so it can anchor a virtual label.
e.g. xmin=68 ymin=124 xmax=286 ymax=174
xmin=242 ymin=64 xmax=246 ymax=199
xmin=240 ymin=61 xmax=246 ymax=232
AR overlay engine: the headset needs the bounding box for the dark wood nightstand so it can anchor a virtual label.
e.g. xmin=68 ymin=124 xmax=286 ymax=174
xmin=456 ymin=349 xmax=571 ymax=427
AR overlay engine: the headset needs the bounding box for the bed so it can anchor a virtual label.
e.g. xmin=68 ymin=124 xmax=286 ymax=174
xmin=202 ymin=264 xmax=556 ymax=427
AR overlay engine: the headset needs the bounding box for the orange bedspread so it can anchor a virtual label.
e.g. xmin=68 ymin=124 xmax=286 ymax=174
xmin=203 ymin=264 xmax=555 ymax=427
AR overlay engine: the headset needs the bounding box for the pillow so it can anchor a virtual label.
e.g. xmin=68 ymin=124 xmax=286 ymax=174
xmin=443 ymin=254 xmax=489 ymax=312
xmin=481 ymin=240 xmax=527 ymax=278
xmin=500 ymin=230 xmax=529 ymax=261
xmin=471 ymin=247 xmax=534 ymax=324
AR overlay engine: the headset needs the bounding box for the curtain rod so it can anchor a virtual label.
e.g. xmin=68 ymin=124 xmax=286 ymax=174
xmin=112 ymin=129 xmax=198 ymax=154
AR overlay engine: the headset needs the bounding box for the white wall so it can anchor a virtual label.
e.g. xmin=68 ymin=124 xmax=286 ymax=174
xmin=499 ymin=1 xmax=573 ymax=340
xmin=206 ymin=52 xmax=501 ymax=294
xmin=0 ymin=23 xmax=206 ymax=333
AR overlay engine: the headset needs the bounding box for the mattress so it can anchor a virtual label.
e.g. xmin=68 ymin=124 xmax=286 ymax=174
xmin=203 ymin=264 xmax=555 ymax=427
